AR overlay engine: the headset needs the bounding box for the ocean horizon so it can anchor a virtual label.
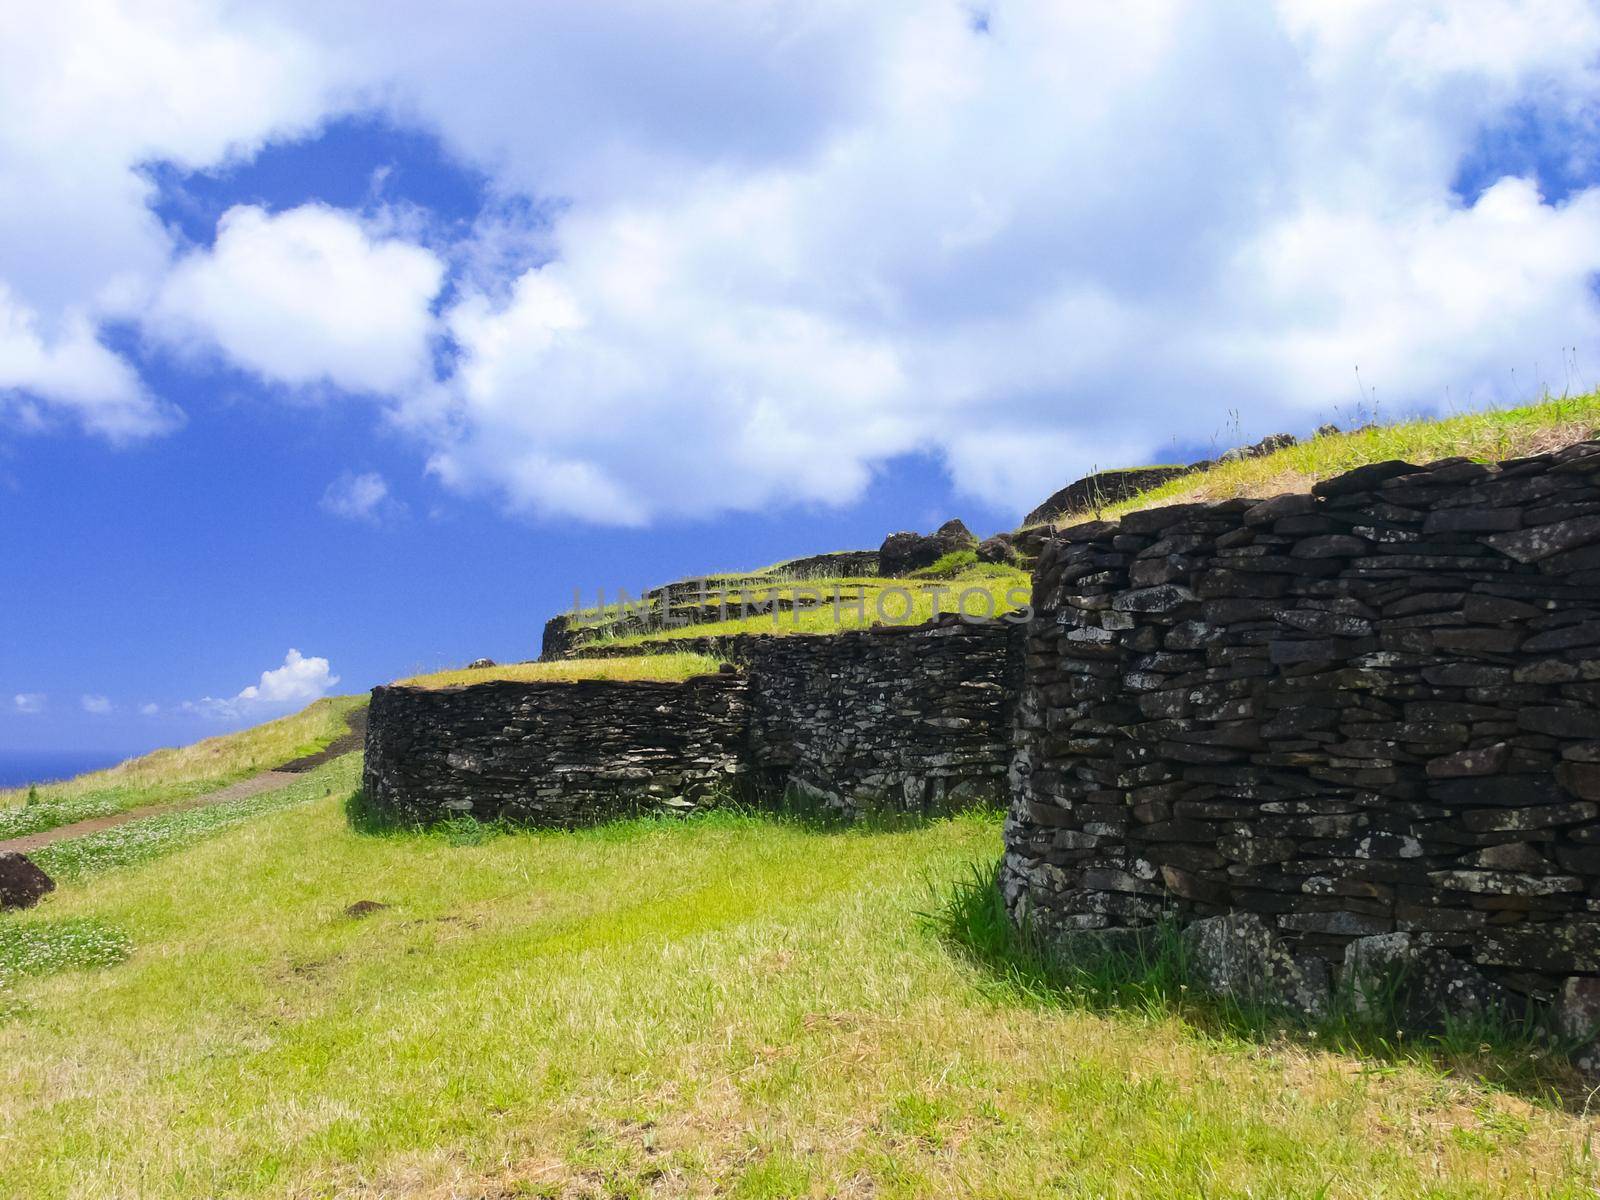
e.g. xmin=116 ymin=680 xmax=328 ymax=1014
xmin=0 ymin=750 xmax=135 ymax=789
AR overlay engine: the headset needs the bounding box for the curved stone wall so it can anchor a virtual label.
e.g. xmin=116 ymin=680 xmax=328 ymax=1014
xmin=1002 ymin=440 xmax=1600 ymax=999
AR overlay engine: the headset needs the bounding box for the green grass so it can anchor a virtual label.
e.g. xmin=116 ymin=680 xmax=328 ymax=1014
xmin=2 ymin=793 xmax=1596 ymax=1197
xmin=599 ymin=566 xmax=1032 ymax=648
xmin=924 ymin=859 xmax=1572 ymax=1095
xmin=0 ymin=695 xmax=365 ymax=841
xmin=1035 ymin=391 xmax=1600 ymax=531
xmin=396 ymin=652 xmax=730 ymax=689
xmin=0 ymin=916 xmax=132 ymax=989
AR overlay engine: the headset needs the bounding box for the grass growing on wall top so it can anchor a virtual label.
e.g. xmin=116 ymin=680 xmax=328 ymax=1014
xmin=1055 ymin=391 xmax=1600 ymax=528
xmin=0 ymin=695 xmax=366 ymax=842
xmin=396 ymin=652 xmax=731 ymax=689
xmin=599 ymin=565 xmax=1032 ymax=648
xmin=2 ymin=796 xmax=1595 ymax=1197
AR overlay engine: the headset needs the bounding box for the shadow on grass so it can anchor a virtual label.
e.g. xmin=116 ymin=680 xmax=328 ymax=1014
xmin=341 ymin=783 xmax=971 ymax=845
xmin=921 ymin=857 xmax=1600 ymax=1113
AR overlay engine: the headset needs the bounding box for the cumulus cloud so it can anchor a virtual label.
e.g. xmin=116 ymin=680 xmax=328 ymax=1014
xmin=321 ymin=470 xmax=399 ymax=522
xmin=12 ymin=693 xmax=44 ymax=715
xmin=139 ymin=702 xmax=160 ymax=717
xmin=184 ymin=649 xmax=339 ymax=721
xmin=8 ymin=1 xmax=1600 ymax=518
xmin=80 ymin=694 xmax=113 ymax=715
xmin=411 ymin=0 xmax=1600 ymax=518
xmin=150 ymin=205 xmax=446 ymax=396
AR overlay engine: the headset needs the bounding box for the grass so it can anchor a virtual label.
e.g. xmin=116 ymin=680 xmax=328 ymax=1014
xmin=3 ymin=795 xmax=1598 ymax=1197
xmin=1037 ymin=391 xmax=1600 ymax=530
xmin=924 ymin=858 xmax=1577 ymax=1097
xmin=396 ymin=653 xmax=730 ymax=689
xmin=0 ymin=917 xmax=132 ymax=989
xmin=0 ymin=695 xmax=366 ymax=841
xmin=598 ymin=566 xmax=1032 ymax=649
xmin=29 ymin=755 xmax=359 ymax=882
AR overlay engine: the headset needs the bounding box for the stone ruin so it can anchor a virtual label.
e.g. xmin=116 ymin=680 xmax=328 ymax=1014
xmin=365 ymin=437 xmax=1600 ymax=1043
xmin=1004 ymin=440 xmax=1600 ymax=1031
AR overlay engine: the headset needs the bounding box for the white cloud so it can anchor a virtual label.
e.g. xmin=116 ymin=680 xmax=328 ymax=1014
xmin=12 ymin=693 xmax=44 ymax=715
xmin=81 ymin=694 xmax=113 ymax=715
xmin=0 ymin=2 xmax=330 ymax=436
xmin=9 ymin=1 xmax=1600 ymax=517
xmin=0 ymin=284 xmax=178 ymax=440
xmin=321 ymin=470 xmax=397 ymax=522
xmin=398 ymin=0 xmax=1600 ymax=518
xmin=139 ymin=702 xmax=160 ymax=717
xmin=150 ymin=205 xmax=445 ymax=396
xmin=184 ymin=648 xmax=339 ymax=721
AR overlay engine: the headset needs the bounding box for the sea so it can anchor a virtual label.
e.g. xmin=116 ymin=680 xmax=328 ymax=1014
xmin=0 ymin=751 xmax=134 ymax=789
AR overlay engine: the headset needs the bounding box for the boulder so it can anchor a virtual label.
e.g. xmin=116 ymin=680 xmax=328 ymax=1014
xmin=1342 ymin=933 xmax=1509 ymax=1028
xmin=1180 ymin=912 xmax=1330 ymax=1019
xmin=1023 ymin=466 xmax=1192 ymax=528
xmin=466 ymin=658 xmax=497 ymax=670
xmin=1216 ymin=432 xmax=1296 ymax=465
xmin=976 ymin=533 xmax=1021 ymax=565
xmin=1554 ymin=976 xmax=1600 ymax=1042
xmin=0 ymin=852 xmax=54 ymax=911
xmin=877 ymin=519 xmax=978 ymax=576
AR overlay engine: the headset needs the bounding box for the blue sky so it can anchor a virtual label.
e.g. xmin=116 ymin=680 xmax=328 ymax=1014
xmin=3 ymin=1 xmax=1600 ymax=760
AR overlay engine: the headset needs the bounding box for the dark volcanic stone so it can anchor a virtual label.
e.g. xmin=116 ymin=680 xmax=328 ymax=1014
xmin=1291 ymin=534 xmax=1370 ymax=558
xmin=0 ymin=852 xmax=54 ymax=911
xmin=1311 ymin=460 xmax=1420 ymax=497
xmin=1024 ymin=466 xmax=1192 ymax=527
xmin=878 ymin=519 xmax=979 ymax=575
xmin=976 ymin=534 xmax=1021 ymax=565
xmin=1485 ymin=516 xmax=1600 ymax=564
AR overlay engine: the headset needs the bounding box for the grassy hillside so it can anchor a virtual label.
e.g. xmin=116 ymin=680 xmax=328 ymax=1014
xmin=1037 ymin=392 xmax=1600 ymax=529
xmin=0 ymin=696 xmax=366 ymax=843
xmin=399 ymin=653 xmax=729 ymax=688
xmin=1 ymin=791 xmax=1594 ymax=1198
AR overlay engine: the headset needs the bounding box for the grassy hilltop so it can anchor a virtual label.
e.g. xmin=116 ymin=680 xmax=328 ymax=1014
xmin=2 ymin=394 xmax=1599 ymax=1197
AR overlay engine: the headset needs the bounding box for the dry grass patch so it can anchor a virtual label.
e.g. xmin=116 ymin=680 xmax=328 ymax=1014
xmin=0 ymin=695 xmax=363 ymax=810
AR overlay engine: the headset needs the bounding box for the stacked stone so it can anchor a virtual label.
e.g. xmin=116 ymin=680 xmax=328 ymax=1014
xmin=746 ymin=619 xmax=1022 ymax=819
xmin=1003 ymin=440 xmax=1600 ymax=1006
xmin=366 ymin=619 xmax=1022 ymax=827
xmin=364 ymin=675 xmax=752 ymax=827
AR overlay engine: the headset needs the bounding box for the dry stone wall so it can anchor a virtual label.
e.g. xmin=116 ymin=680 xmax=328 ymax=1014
xmin=1003 ymin=440 xmax=1600 ymax=1003
xmin=365 ymin=620 xmax=1021 ymax=826
xmin=744 ymin=620 xmax=1022 ymax=818
xmin=364 ymin=675 xmax=752 ymax=826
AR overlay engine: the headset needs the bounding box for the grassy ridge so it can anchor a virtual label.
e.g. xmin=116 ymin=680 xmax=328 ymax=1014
xmin=0 ymin=696 xmax=366 ymax=842
xmin=1 ymin=797 xmax=1594 ymax=1197
xmin=1051 ymin=392 xmax=1600 ymax=528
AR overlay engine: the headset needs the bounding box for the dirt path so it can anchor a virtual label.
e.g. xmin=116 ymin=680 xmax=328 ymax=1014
xmin=0 ymin=707 xmax=368 ymax=855
xmin=0 ymin=771 xmax=301 ymax=854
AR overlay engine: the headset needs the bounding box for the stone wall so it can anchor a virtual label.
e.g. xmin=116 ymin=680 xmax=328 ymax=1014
xmin=364 ymin=675 xmax=751 ymax=826
xmin=745 ymin=619 xmax=1022 ymax=818
xmin=1003 ymin=440 xmax=1600 ymax=1002
xmin=366 ymin=619 xmax=1021 ymax=826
